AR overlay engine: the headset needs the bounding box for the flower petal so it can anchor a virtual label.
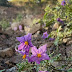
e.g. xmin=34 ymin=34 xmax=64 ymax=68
xmin=30 ymin=55 xmax=40 ymax=64
xmin=16 ymin=36 xmax=24 ymax=42
xmin=15 ymin=48 xmax=25 ymax=55
xmin=24 ymin=33 xmax=32 ymax=41
xmin=18 ymin=43 xmax=24 ymax=50
xmin=31 ymin=46 xmax=38 ymax=55
xmin=18 ymin=51 xmax=25 ymax=55
xmin=41 ymin=53 xmax=50 ymax=60
xmin=27 ymin=33 xmax=32 ymax=40
xmin=30 ymin=55 xmax=37 ymax=62
xmin=28 ymin=41 xmax=33 ymax=47
xmin=38 ymin=44 xmax=47 ymax=54
xmin=24 ymin=45 xmax=30 ymax=52
xmin=36 ymin=60 xmax=40 ymax=64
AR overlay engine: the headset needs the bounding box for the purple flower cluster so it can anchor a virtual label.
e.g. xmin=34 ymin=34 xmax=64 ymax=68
xmin=16 ymin=33 xmax=50 ymax=64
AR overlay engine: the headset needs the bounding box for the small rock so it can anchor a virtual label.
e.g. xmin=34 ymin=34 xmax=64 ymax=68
xmin=0 ymin=48 xmax=14 ymax=57
xmin=25 ymin=24 xmax=41 ymax=34
xmin=5 ymin=60 xmax=10 ymax=65
xmin=24 ymin=26 xmax=30 ymax=34
xmin=36 ymin=31 xmax=40 ymax=35
xmin=32 ymin=31 xmax=40 ymax=38
xmin=52 ymin=23 xmax=59 ymax=30
xmin=47 ymin=42 xmax=53 ymax=48
xmin=4 ymin=48 xmax=14 ymax=57
xmin=67 ymin=40 xmax=72 ymax=45
xmin=5 ymin=60 xmax=13 ymax=68
xmin=1 ymin=35 xmax=6 ymax=39
xmin=0 ymin=50 xmax=5 ymax=57
xmin=5 ymin=27 xmax=14 ymax=35
xmin=44 ymin=27 xmax=48 ymax=30
xmin=66 ymin=46 xmax=72 ymax=57
xmin=51 ymin=62 xmax=59 ymax=67
xmin=29 ymin=24 xmax=41 ymax=34
xmin=10 ymin=55 xmax=22 ymax=64
xmin=23 ymin=18 xmax=33 ymax=26
xmin=63 ymin=38 xmax=71 ymax=43
xmin=6 ymin=66 xmax=17 ymax=72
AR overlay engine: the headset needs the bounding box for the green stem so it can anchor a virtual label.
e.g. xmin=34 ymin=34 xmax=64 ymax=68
xmin=36 ymin=64 xmax=39 ymax=72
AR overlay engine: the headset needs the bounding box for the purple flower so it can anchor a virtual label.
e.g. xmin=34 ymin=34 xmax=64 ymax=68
xmin=39 ymin=71 xmax=48 ymax=72
xmin=36 ymin=22 xmax=38 ymax=24
xmin=30 ymin=44 xmax=50 ymax=64
xmin=57 ymin=18 xmax=62 ymax=22
xmin=15 ymin=48 xmax=29 ymax=59
xmin=49 ymin=38 xmax=55 ymax=41
xmin=16 ymin=33 xmax=33 ymax=51
xmin=57 ymin=18 xmax=64 ymax=23
xmin=66 ymin=16 xmax=67 ymax=18
xmin=14 ymin=27 xmax=17 ymax=31
xmin=19 ymin=25 xmax=22 ymax=31
xmin=42 ymin=31 xmax=49 ymax=39
xmin=61 ymin=0 xmax=66 ymax=6
xmin=57 ymin=18 xmax=61 ymax=22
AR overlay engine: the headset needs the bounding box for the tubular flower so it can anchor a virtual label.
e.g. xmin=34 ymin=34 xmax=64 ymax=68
xmin=30 ymin=44 xmax=50 ymax=64
xmin=61 ymin=0 xmax=66 ymax=6
xmin=16 ymin=33 xmax=33 ymax=51
xmin=42 ymin=31 xmax=49 ymax=39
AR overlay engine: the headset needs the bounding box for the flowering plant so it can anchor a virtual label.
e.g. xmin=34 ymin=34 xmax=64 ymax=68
xmin=15 ymin=0 xmax=72 ymax=72
xmin=16 ymin=33 xmax=51 ymax=72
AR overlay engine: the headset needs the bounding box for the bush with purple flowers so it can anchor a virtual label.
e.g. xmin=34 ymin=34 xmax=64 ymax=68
xmin=15 ymin=0 xmax=72 ymax=72
xmin=16 ymin=33 xmax=51 ymax=72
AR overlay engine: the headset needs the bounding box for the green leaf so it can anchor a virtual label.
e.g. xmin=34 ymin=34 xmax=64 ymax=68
xmin=45 ymin=5 xmax=50 ymax=12
xmin=67 ymin=68 xmax=72 ymax=72
xmin=0 ymin=69 xmax=5 ymax=72
xmin=46 ymin=19 xmax=54 ymax=27
xmin=54 ymin=37 xmax=59 ymax=46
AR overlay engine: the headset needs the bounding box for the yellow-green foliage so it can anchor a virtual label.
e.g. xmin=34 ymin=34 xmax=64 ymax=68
xmin=0 ymin=19 xmax=10 ymax=29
